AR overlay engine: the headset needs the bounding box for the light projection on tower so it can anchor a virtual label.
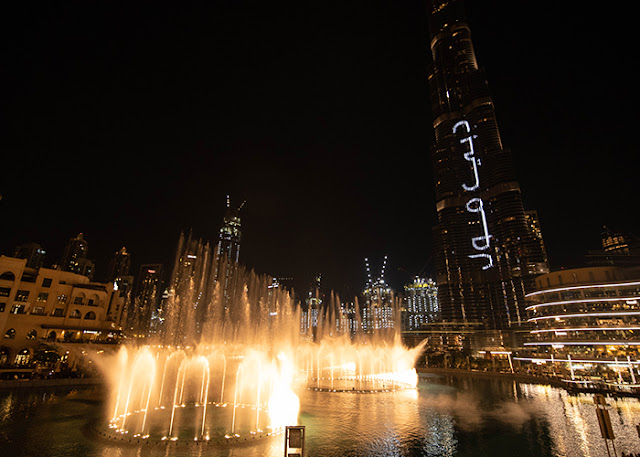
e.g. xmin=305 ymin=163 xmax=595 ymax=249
xmin=453 ymin=120 xmax=494 ymax=270
xmin=453 ymin=120 xmax=480 ymax=192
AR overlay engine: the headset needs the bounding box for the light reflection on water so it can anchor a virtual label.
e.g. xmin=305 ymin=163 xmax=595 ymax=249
xmin=1 ymin=375 xmax=639 ymax=456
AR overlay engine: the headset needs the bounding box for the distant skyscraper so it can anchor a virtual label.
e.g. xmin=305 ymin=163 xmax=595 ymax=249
xmin=214 ymin=196 xmax=244 ymax=309
xmin=524 ymin=211 xmax=549 ymax=271
xmin=362 ymin=256 xmax=395 ymax=333
xmin=59 ymin=233 xmax=95 ymax=280
xmin=13 ymin=242 xmax=46 ymax=269
xmin=106 ymin=247 xmax=131 ymax=282
xmin=601 ymin=226 xmax=632 ymax=254
xmin=403 ymin=277 xmax=438 ymax=330
xmin=585 ymin=226 xmax=640 ymax=267
xmin=130 ymin=264 xmax=163 ymax=338
xmin=303 ymin=274 xmax=323 ymax=340
xmin=427 ymin=0 xmax=548 ymax=330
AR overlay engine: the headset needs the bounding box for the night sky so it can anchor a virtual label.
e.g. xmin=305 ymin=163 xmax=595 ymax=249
xmin=2 ymin=1 xmax=637 ymax=297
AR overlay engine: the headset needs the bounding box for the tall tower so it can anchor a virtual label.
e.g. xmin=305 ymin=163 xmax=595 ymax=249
xmin=362 ymin=256 xmax=395 ymax=333
xmin=132 ymin=264 xmax=163 ymax=338
xmin=305 ymin=274 xmax=323 ymax=341
xmin=427 ymin=0 xmax=548 ymax=330
xmin=214 ymin=196 xmax=244 ymax=309
xmin=59 ymin=233 xmax=95 ymax=279
xmin=106 ymin=247 xmax=131 ymax=282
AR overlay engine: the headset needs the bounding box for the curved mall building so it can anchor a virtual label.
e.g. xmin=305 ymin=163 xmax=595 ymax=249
xmin=516 ymin=266 xmax=640 ymax=387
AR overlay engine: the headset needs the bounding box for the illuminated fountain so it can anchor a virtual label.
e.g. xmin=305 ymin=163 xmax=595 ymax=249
xmin=297 ymin=336 xmax=424 ymax=393
xmin=107 ymin=344 xmax=300 ymax=443
xmin=103 ymin=233 xmax=424 ymax=446
xmin=297 ymin=290 xmax=425 ymax=393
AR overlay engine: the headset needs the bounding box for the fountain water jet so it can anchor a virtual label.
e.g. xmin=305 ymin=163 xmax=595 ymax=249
xmin=104 ymin=233 xmax=425 ymax=446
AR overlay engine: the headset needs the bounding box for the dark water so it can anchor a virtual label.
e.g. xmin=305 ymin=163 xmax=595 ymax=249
xmin=1 ymin=373 xmax=639 ymax=456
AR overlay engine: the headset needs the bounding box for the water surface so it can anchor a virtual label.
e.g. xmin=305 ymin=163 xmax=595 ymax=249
xmin=1 ymin=373 xmax=639 ymax=456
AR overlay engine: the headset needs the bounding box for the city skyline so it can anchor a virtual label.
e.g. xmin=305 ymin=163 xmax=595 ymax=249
xmin=2 ymin=1 xmax=636 ymax=295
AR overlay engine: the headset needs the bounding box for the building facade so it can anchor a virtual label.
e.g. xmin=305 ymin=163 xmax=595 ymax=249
xmin=59 ymin=233 xmax=95 ymax=280
xmin=214 ymin=196 xmax=244 ymax=311
xmin=517 ymin=266 xmax=640 ymax=387
xmin=427 ymin=0 xmax=548 ymax=331
xmin=130 ymin=264 xmax=163 ymax=338
xmin=13 ymin=242 xmax=46 ymax=269
xmin=106 ymin=246 xmax=131 ymax=282
xmin=0 ymin=256 xmax=125 ymax=367
xmin=362 ymin=257 xmax=396 ymax=333
xmin=585 ymin=226 xmax=640 ymax=267
xmin=403 ymin=277 xmax=438 ymax=331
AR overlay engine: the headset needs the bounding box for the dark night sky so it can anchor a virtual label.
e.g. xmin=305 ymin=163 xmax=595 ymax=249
xmin=2 ymin=1 xmax=637 ymax=297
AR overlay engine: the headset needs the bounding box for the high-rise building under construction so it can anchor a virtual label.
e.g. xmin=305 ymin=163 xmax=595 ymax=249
xmin=427 ymin=0 xmax=548 ymax=330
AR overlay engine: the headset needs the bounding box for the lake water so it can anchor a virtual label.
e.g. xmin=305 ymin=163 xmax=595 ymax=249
xmin=1 ymin=373 xmax=639 ymax=456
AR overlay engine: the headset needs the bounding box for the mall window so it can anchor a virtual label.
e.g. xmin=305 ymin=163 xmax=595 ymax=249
xmin=52 ymin=308 xmax=65 ymax=317
xmin=69 ymin=309 xmax=81 ymax=319
xmin=73 ymin=296 xmax=84 ymax=305
xmin=0 ymin=287 xmax=11 ymax=297
xmin=26 ymin=330 xmax=37 ymax=340
xmin=4 ymin=328 xmax=16 ymax=339
xmin=42 ymin=278 xmax=53 ymax=287
xmin=37 ymin=292 xmax=49 ymax=302
xmin=84 ymin=311 xmax=96 ymax=320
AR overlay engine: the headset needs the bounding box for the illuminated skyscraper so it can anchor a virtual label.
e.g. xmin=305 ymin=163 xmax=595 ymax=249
xmin=403 ymin=277 xmax=438 ymax=330
xmin=214 ymin=196 xmax=244 ymax=309
xmin=427 ymin=0 xmax=548 ymax=330
xmin=362 ymin=256 xmax=395 ymax=333
xmin=585 ymin=226 xmax=640 ymax=267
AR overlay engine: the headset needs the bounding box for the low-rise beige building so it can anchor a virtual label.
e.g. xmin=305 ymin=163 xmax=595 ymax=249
xmin=0 ymin=255 xmax=125 ymax=368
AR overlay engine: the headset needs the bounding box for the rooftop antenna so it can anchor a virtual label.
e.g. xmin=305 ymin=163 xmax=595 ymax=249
xmin=365 ymin=257 xmax=373 ymax=289
xmin=379 ymin=255 xmax=388 ymax=286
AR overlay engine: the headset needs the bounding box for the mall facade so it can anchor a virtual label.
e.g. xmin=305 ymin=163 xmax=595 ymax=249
xmin=516 ymin=266 xmax=640 ymax=388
